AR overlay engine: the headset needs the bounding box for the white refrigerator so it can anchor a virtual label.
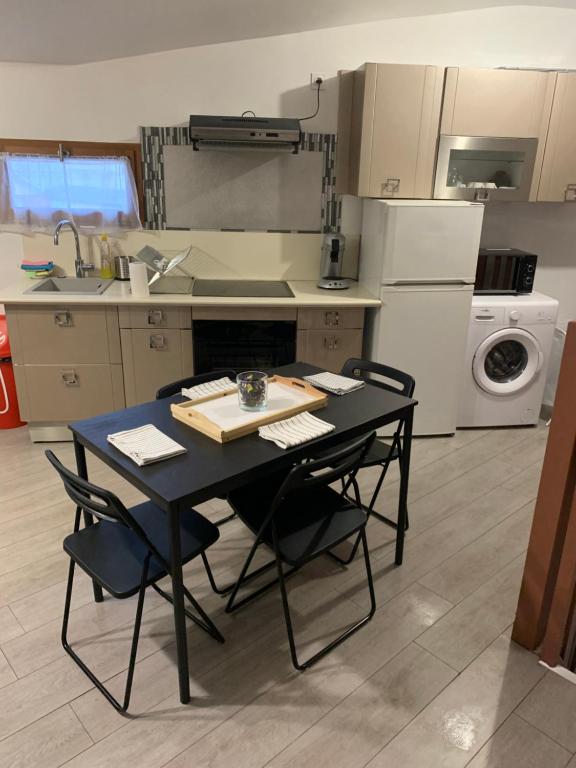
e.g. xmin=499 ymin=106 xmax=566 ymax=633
xmin=359 ymin=200 xmax=485 ymax=435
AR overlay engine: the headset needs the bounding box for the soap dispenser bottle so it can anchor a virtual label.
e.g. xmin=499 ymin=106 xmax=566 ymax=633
xmin=99 ymin=234 xmax=114 ymax=279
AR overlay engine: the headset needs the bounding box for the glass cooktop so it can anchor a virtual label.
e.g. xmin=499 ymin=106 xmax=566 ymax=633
xmin=192 ymin=279 xmax=294 ymax=298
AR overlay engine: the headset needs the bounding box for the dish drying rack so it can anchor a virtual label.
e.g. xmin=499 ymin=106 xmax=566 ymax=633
xmin=134 ymin=246 xmax=196 ymax=294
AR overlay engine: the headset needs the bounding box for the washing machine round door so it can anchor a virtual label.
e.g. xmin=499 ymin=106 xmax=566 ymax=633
xmin=473 ymin=328 xmax=543 ymax=396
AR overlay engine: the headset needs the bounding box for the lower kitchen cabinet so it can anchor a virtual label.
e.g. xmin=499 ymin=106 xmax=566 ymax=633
xmin=296 ymin=329 xmax=363 ymax=373
xmin=13 ymin=364 xmax=124 ymax=422
xmin=121 ymin=328 xmax=193 ymax=406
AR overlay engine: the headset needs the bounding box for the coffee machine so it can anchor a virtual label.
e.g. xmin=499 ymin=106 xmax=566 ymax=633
xmin=317 ymin=233 xmax=350 ymax=290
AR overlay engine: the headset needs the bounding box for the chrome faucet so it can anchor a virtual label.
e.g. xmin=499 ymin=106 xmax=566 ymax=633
xmin=53 ymin=219 xmax=94 ymax=278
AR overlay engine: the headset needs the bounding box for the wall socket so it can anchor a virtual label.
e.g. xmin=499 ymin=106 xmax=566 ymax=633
xmin=310 ymin=73 xmax=327 ymax=90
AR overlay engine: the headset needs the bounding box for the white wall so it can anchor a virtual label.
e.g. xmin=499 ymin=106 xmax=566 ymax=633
xmin=2 ymin=6 xmax=576 ymax=141
xmin=481 ymin=203 xmax=576 ymax=323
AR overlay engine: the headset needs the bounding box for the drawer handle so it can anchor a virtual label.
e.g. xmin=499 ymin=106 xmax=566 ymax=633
xmin=323 ymin=335 xmax=335 ymax=351
xmin=149 ymin=334 xmax=167 ymax=350
xmin=54 ymin=310 xmax=72 ymax=327
xmin=61 ymin=369 xmax=79 ymax=386
xmin=381 ymin=178 xmax=400 ymax=197
xmin=324 ymin=311 xmax=341 ymax=328
xmin=147 ymin=309 xmax=164 ymax=326
xmin=334 ymin=336 xmax=340 ymax=350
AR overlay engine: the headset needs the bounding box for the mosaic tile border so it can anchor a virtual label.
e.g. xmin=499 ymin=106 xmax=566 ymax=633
xmin=140 ymin=126 xmax=340 ymax=233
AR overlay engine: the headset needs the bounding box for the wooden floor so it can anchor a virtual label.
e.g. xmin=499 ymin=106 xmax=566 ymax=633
xmin=1 ymin=422 xmax=576 ymax=768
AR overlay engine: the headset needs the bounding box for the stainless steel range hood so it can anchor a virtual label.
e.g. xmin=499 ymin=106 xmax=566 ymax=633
xmin=189 ymin=115 xmax=301 ymax=153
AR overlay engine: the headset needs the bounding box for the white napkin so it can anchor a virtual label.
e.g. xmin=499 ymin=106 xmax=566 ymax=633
xmin=107 ymin=424 xmax=186 ymax=466
xmin=181 ymin=377 xmax=237 ymax=400
xmin=259 ymin=411 xmax=335 ymax=450
xmin=304 ymin=371 xmax=365 ymax=396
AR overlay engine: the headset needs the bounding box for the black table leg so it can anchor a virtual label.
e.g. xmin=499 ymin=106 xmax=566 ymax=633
xmin=73 ymin=438 xmax=103 ymax=603
xmin=395 ymin=406 xmax=413 ymax=566
xmin=169 ymin=503 xmax=190 ymax=704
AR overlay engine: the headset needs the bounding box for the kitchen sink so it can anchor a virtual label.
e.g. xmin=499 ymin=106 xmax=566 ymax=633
xmin=25 ymin=277 xmax=114 ymax=295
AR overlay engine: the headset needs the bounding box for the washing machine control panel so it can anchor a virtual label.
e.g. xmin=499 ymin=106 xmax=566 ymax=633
xmin=505 ymin=307 xmax=556 ymax=324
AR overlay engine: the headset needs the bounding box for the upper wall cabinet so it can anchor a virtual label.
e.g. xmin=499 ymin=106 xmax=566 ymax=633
xmin=538 ymin=73 xmax=576 ymax=202
xmin=440 ymin=67 xmax=556 ymax=201
xmin=440 ymin=67 xmax=556 ymax=139
xmin=336 ymin=63 xmax=444 ymax=199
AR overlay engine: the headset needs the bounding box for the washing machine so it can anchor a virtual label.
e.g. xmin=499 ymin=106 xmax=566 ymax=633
xmin=457 ymin=292 xmax=559 ymax=427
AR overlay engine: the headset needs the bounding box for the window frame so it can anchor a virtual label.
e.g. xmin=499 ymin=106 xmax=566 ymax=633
xmin=0 ymin=138 xmax=144 ymax=221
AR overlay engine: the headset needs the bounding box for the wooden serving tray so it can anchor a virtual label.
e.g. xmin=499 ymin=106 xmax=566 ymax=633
xmin=170 ymin=375 xmax=328 ymax=443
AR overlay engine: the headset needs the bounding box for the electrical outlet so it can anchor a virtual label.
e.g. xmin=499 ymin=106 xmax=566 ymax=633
xmin=310 ymin=73 xmax=327 ymax=90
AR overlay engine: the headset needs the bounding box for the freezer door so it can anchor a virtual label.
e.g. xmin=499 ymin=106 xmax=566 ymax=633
xmin=360 ymin=200 xmax=484 ymax=286
xmin=365 ymin=284 xmax=474 ymax=435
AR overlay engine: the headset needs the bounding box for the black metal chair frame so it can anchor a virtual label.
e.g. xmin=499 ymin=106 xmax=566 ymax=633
xmin=330 ymin=358 xmax=415 ymax=567
xmin=224 ymin=433 xmax=377 ymax=671
xmin=156 ymin=369 xmax=238 ymax=528
xmin=46 ymin=450 xmax=224 ymax=714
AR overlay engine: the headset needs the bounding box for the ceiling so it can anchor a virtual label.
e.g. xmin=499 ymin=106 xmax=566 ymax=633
xmin=2 ymin=0 xmax=576 ymax=65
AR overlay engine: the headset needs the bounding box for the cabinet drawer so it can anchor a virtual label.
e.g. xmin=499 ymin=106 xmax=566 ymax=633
xmin=7 ymin=305 xmax=120 ymax=365
xmin=297 ymin=329 xmax=363 ymax=373
xmin=298 ymin=308 xmax=364 ymax=330
xmin=121 ymin=329 xmax=193 ymax=406
xmin=118 ymin=306 xmax=192 ymax=329
xmin=14 ymin=364 xmax=124 ymax=422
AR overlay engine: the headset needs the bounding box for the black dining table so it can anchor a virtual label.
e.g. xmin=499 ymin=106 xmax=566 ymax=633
xmin=69 ymin=362 xmax=417 ymax=704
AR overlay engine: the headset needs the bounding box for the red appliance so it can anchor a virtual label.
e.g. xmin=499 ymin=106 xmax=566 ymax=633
xmin=0 ymin=315 xmax=25 ymax=429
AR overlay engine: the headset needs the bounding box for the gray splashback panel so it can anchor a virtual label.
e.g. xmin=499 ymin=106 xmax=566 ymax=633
xmin=164 ymin=146 xmax=322 ymax=232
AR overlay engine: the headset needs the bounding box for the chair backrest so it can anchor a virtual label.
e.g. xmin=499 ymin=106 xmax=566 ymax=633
xmin=45 ymin=450 xmax=169 ymax=566
xmin=156 ymin=369 xmax=237 ymax=400
xmin=271 ymin=432 xmax=376 ymax=513
xmin=341 ymin=358 xmax=415 ymax=398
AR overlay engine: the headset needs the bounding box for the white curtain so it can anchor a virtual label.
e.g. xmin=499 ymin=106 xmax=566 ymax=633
xmin=0 ymin=154 xmax=142 ymax=234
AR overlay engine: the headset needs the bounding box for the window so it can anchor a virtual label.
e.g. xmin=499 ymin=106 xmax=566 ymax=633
xmin=0 ymin=139 xmax=143 ymax=233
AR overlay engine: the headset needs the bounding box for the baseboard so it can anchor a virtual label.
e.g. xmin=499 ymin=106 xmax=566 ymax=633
xmin=27 ymin=423 xmax=72 ymax=442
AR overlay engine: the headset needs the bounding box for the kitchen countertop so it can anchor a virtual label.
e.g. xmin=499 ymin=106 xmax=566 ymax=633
xmin=0 ymin=279 xmax=380 ymax=308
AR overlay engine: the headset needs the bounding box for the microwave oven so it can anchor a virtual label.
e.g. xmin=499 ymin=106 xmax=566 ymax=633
xmin=474 ymin=248 xmax=537 ymax=295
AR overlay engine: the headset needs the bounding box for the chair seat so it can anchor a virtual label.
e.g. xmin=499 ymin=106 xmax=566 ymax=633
xmin=228 ymin=474 xmax=367 ymax=566
xmin=314 ymin=435 xmax=399 ymax=469
xmin=64 ymin=502 xmax=219 ymax=599
xmin=362 ymin=437 xmax=399 ymax=467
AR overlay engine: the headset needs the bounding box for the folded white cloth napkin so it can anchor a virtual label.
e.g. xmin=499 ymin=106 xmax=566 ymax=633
xmin=304 ymin=371 xmax=365 ymax=396
xmin=181 ymin=377 xmax=237 ymax=400
xmin=107 ymin=424 xmax=186 ymax=466
xmin=259 ymin=411 xmax=335 ymax=450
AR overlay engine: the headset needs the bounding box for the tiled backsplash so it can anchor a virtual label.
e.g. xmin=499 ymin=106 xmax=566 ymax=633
xmin=140 ymin=127 xmax=340 ymax=233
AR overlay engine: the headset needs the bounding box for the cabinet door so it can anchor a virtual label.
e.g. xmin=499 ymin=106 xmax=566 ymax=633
xmin=121 ymin=329 xmax=193 ymax=406
xmin=14 ymin=364 xmax=124 ymax=422
xmin=369 ymin=64 xmax=443 ymax=199
xmin=538 ymin=73 xmax=576 ymax=201
xmin=7 ymin=305 xmax=120 ymax=365
xmin=441 ymin=68 xmax=555 ymax=139
xmin=342 ymin=63 xmax=443 ymax=199
xmin=297 ymin=329 xmax=362 ymax=373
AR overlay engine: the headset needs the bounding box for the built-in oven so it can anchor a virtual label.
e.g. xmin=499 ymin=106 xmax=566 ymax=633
xmin=434 ymin=136 xmax=538 ymax=202
xmin=474 ymin=248 xmax=537 ymax=295
xmin=193 ymin=319 xmax=296 ymax=374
